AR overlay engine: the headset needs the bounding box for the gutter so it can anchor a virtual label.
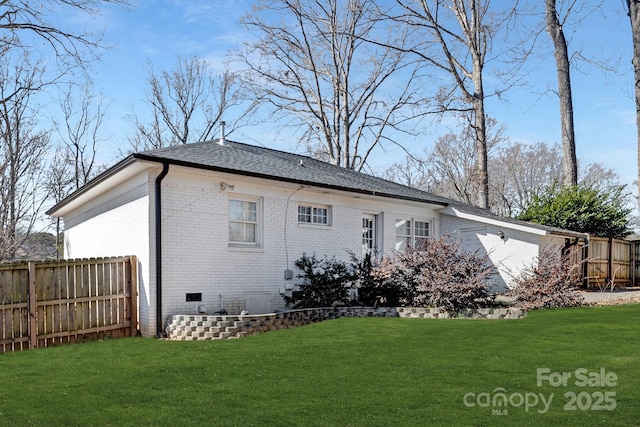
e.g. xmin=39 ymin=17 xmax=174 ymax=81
xmin=155 ymin=162 xmax=170 ymax=337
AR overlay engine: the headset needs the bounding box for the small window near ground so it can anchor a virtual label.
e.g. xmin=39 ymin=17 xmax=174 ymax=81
xmin=186 ymin=293 xmax=202 ymax=302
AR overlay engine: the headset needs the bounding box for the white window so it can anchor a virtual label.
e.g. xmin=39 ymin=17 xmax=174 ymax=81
xmin=229 ymin=198 xmax=260 ymax=245
xmin=395 ymin=218 xmax=431 ymax=251
xmin=298 ymin=204 xmax=330 ymax=225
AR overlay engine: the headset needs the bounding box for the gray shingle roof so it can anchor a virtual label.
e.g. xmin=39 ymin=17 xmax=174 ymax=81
xmin=47 ymin=139 xmax=587 ymax=238
xmin=133 ymin=139 xmax=453 ymax=205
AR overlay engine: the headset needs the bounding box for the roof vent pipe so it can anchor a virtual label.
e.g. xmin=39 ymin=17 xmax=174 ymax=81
xmin=218 ymin=121 xmax=226 ymax=146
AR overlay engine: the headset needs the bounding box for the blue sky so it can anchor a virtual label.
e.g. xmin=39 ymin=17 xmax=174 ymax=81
xmin=86 ymin=0 xmax=638 ymax=187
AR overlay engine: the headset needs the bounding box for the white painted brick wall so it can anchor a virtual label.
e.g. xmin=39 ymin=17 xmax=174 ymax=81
xmin=155 ymin=169 xmax=442 ymax=331
xmin=62 ymin=164 xmax=448 ymax=335
xmin=63 ymin=179 xmax=154 ymax=336
xmin=440 ymin=213 xmax=544 ymax=290
xmin=62 ymin=161 xmax=562 ymax=337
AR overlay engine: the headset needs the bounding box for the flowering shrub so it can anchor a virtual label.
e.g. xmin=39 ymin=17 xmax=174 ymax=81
xmin=508 ymin=247 xmax=584 ymax=309
xmin=372 ymin=235 xmax=496 ymax=312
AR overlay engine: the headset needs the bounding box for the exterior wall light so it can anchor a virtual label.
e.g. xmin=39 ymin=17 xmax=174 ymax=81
xmin=220 ymin=182 xmax=235 ymax=191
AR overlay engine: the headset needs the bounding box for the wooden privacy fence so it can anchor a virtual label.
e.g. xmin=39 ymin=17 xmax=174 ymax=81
xmin=0 ymin=256 xmax=137 ymax=353
xmin=579 ymin=237 xmax=640 ymax=288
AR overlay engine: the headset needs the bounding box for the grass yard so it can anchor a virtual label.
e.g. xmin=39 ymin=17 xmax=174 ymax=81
xmin=0 ymin=304 xmax=638 ymax=426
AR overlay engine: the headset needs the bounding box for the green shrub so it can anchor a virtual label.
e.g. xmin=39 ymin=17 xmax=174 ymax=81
xmin=349 ymin=251 xmax=406 ymax=307
xmin=518 ymin=183 xmax=633 ymax=238
xmin=283 ymin=254 xmax=357 ymax=308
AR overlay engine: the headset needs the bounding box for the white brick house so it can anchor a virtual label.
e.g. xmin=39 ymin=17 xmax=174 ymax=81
xmin=47 ymin=139 xmax=587 ymax=336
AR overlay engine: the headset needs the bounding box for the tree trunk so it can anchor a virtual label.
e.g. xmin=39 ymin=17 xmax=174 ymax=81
xmin=472 ymin=71 xmax=489 ymax=209
xmin=546 ymin=0 xmax=578 ymax=187
xmin=628 ymin=1 xmax=640 ymax=201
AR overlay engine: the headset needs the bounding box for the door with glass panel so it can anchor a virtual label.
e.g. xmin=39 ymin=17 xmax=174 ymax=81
xmin=362 ymin=214 xmax=378 ymax=256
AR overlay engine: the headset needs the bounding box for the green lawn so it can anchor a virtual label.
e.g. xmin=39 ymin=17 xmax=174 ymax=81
xmin=0 ymin=304 xmax=638 ymax=426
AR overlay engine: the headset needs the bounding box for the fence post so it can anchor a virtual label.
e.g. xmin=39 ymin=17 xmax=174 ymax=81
xmin=128 ymin=256 xmax=138 ymax=336
xmin=629 ymin=240 xmax=638 ymax=288
xmin=28 ymin=261 xmax=37 ymax=349
xmin=607 ymin=237 xmax=613 ymax=285
xmin=633 ymin=241 xmax=638 ymax=288
xmin=582 ymin=242 xmax=589 ymax=287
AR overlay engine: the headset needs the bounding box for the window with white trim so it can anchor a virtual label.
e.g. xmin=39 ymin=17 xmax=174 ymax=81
xmin=395 ymin=218 xmax=431 ymax=251
xmin=229 ymin=197 xmax=260 ymax=245
xmin=298 ymin=203 xmax=331 ymax=225
xmin=362 ymin=214 xmax=380 ymax=255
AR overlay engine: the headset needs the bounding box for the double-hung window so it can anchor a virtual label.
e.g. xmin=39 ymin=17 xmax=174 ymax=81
xmin=298 ymin=203 xmax=330 ymax=225
xmin=395 ymin=218 xmax=431 ymax=250
xmin=229 ymin=198 xmax=260 ymax=246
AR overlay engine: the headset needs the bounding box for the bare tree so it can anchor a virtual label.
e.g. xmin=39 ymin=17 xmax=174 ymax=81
xmin=381 ymin=116 xmax=505 ymax=205
xmin=129 ymin=57 xmax=250 ymax=150
xmin=429 ymin=117 xmax=506 ymax=205
xmin=0 ymin=54 xmax=50 ymax=260
xmin=381 ymin=154 xmax=432 ymax=191
xmin=429 ymin=131 xmax=481 ymax=205
xmin=628 ymin=1 xmax=640 ymax=200
xmin=0 ymin=0 xmax=128 ymax=259
xmin=392 ymin=0 xmax=513 ymax=208
xmin=579 ymin=162 xmax=625 ymax=193
xmin=0 ymin=1 xmax=127 ymax=50
xmin=45 ymin=150 xmax=73 ymax=258
xmin=54 ymin=81 xmax=105 ymax=188
xmin=384 ymin=135 xmax=619 ymax=218
xmin=238 ymin=0 xmax=426 ymax=171
xmin=490 ymin=142 xmax=563 ymax=217
xmin=545 ymin=0 xmax=577 ymax=187
xmin=0 ymin=0 xmax=129 ymax=101
xmin=44 ymin=81 xmax=106 ymax=258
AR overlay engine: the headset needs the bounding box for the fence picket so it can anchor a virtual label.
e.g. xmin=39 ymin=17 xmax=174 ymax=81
xmin=96 ymin=261 xmax=105 ymax=329
xmin=29 ymin=262 xmax=37 ymax=349
xmin=0 ymin=256 xmax=136 ymax=353
xmin=577 ymin=237 xmax=638 ymax=288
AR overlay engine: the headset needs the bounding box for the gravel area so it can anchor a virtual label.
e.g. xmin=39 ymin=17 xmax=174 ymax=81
xmin=495 ymin=288 xmax=640 ymax=307
xmin=580 ymin=288 xmax=640 ymax=306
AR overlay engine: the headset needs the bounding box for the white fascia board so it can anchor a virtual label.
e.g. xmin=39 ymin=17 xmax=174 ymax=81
xmin=441 ymin=206 xmax=549 ymax=236
xmin=48 ymin=160 xmax=153 ymax=217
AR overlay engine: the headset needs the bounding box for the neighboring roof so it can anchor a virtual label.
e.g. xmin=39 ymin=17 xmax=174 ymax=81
xmin=45 ymin=139 xmax=587 ymax=239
